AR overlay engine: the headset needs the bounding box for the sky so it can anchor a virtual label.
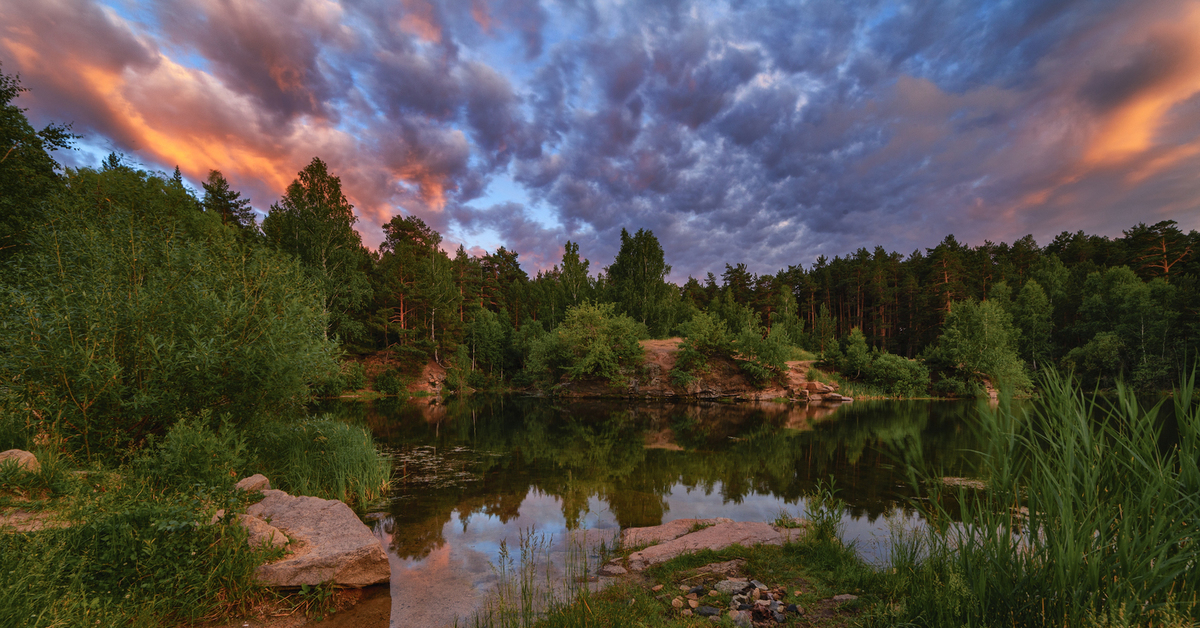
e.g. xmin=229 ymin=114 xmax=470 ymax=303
xmin=3 ymin=0 xmax=1199 ymax=282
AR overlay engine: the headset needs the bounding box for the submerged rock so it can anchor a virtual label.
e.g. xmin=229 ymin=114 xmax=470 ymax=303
xmin=626 ymin=521 xmax=797 ymax=569
xmin=248 ymin=489 xmax=389 ymax=588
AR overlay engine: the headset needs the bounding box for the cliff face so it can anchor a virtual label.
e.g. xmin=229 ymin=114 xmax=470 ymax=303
xmin=552 ymin=338 xmax=852 ymax=403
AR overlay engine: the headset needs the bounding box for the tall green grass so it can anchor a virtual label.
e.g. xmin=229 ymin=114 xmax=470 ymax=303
xmin=249 ymin=415 xmax=390 ymax=508
xmin=890 ymin=369 xmax=1200 ymax=626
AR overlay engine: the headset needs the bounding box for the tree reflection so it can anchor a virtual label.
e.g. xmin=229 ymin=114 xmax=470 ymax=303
xmin=321 ymin=396 xmax=990 ymax=559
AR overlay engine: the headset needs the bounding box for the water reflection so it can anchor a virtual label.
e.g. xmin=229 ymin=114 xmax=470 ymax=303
xmin=321 ymin=397 xmax=987 ymax=556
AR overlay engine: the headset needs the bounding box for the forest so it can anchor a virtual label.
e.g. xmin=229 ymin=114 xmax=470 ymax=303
xmin=4 ymin=62 xmax=1199 ymax=453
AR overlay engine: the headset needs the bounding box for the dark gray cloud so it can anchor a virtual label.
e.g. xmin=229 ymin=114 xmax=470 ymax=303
xmin=3 ymin=0 xmax=1198 ymax=280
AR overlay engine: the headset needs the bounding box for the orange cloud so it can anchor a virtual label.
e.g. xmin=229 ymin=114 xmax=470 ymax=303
xmin=1082 ymin=6 xmax=1200 ymax=170
xmin=399 ymin=0 xmax=443 ymax=43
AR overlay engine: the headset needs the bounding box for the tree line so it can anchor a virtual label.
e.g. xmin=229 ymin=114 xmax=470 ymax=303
xmin=4 ymin=62 xmax=1198 ymax=451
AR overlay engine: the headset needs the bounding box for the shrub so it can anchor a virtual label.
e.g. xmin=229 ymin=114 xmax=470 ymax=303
xmin=866 ymin=353 xmax=930 ymax=397
xmin=250 ymin=416 xmax=389 ymax=508
xmin=343 ymin=362 xmax=367 ymax=391
xmin=526 ymin=302 xmax=643 ymax=386
xmin=734 ymin=320 xmax=789 ymax=387
xmin=133 ymin=412 xmax=247 ymax=490
xmin=374 ymin=368 xmax=407 ymax=396
xmin=670 ymin=311 xmax=732 ymax=386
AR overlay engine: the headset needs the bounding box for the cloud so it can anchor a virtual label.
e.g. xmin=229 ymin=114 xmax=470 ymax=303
xmin=2 ymin=0 xmax=1198 ymax=281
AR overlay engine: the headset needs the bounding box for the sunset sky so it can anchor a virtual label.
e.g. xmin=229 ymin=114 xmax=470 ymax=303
xmin=3 ymin=0 xmax=1199 ymax=281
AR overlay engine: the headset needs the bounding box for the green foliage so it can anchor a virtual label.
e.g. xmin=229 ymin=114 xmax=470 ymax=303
xmin=733 ymin=317 xmax=789 ymax=387
xmin=1010 ymin=279 xmax=1053 ymax=370
xmin=249 ymin=416 xmax=389 ymax=508
xmin=670 ymin=311 xmax=733 ymax=387
xmin=262 ymin=157 xmax=372 ymax=345
xmin=0 ymin=479 xmax=266 ymax=626
xmin=865 ymin=353 xmax=930 ymax=397
xmin=201 ymin=169 xmax=256 ymax=235
xmin=898 ymin=369 xmax=1200 ymax=626
xmin=133 ymin=412 xmax=247 ymax=491
xmin=839 ymin=327 xmax=872 ymax=378
xmin=343 ymin=361 xmax=367 ymax=390
xmin=606 ymin=228 xmax=674 ymax=337
xmin=526 ymin=302 xmax=644 ymax=386
xmin=929 ymin=298 xmax=1031 ymax=395
xmin=374 ymin=368 xmax=408 ymax=396
xmin=0 ymin=166 xmax=338 ymax=458
xmin=0 ymin=64 xmax=75 ymax=262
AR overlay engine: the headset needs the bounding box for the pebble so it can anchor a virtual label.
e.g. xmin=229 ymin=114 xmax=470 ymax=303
xmin=716 ymin=579 xmax=749 ymax=595
xmin=729 ymin=610 xmax=751 ymax=627
xmin=679 ymin=585 xmax=691 ymax=591
xmin=793 ymin=590 xmax=802 ymax=596
xmin=681 ymin=609 xmax=692 ymax=617
xmin=833 ymin=593 xmax=859 ymax=602
xmin=696 ymin=606 xmax=719 ymax=617
xmin=689 ymin=599 xmax=699 ymax=609
xmin=687 ymin=585 xmax=707 ymax=596
xmin=651 ymin=584 xmax=664 ymax=592
xmin=751 ymin=579 xmax=768 ymax=590
xmin=686 ymin=593 xmax=699 ymax=600
xmin=708 ymin=590 xmax=719 ymax=597
xmin=773 ymin=611 xmax=786 ymax=622
xmin=787 ymin=603 xmax=800 ymax=614
xmin=672 ymin=598 xmax=684 ymax=609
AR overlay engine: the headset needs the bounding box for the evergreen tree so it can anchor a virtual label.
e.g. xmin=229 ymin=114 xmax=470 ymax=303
xmin=202 ymin=169 xmax=257 ymax=233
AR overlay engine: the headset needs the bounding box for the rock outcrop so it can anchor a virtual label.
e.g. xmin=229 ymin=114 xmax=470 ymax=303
xmin=0 ymin=449 xmax=39 ymax=472
xmin=247 ymin=489 xmax=390 ymax=588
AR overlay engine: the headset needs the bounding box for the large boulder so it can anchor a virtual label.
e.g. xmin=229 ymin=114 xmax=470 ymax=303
xmin=248 ymin=489 xmax=389 ymax=588
xmin=0 ymin=449 xmax=38 ymax=473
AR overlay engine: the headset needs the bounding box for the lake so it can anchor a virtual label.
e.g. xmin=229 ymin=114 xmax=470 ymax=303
xmin=320 ymin=396 xmax=993 ymax=627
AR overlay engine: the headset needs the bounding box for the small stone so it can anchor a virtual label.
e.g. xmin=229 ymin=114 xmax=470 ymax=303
xmin=696 ymin=606 xmax=720 ymax=617
xmin=717 ymin=579 xmax=751 ymax=595
xmin=786 ymin=604 xmax=800 ymax=614
xmin=751 ymin=579 xmax=768 ymax=590
xmin=688 ymin=585 xmax=707 ymax=596
xmin=652 ymin=584 xmax=664 ymax=592
xmin=689 ymin=599 xmax=699 ymax=609
xmin=709 ymin=590 xmax=719 ymax=597
xmin=680 ymin=609 xmax=692 ymax=617
xmin=793 ymin=590 xmax=802 ymax=597
xmin=598 ymin=563 xmax=627 ymax=577
xmin=235 ymin=473 xmax=270 ymax=492
xmin=833 ymin=594 xmax=859 ymax=602
xmin=686 ymin=593 xmax=699 ymax=600
xmin=738 ymin=604 xmax=751 ymax=611
xmin=672 ymin=598 xmax=684 ymax=609
xmin=773 ymin=611 xmax=786 ymax=622
xmin=729 ymin=610 xmax=751 ymax=627
xmin=680 ymin=585 xmax=691 ymax=591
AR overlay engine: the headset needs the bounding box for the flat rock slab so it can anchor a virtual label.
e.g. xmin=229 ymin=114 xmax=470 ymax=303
xmin=248 ymin=489 xmax=389 ymax=588
xmin=621 ymin=518 xmax=732 ymax=547
xmin=627 ymin=522 xmax=795 ymax=570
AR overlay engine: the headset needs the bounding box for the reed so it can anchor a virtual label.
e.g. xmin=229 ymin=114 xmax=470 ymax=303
xmin=892 ymin=368 xmax=1200 ymax=626
xmin=249 ymin=415 xmax=390 ymax=508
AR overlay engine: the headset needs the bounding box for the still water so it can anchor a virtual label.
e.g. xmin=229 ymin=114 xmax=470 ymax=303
xmin=322 ymin=396 xmax=991 ymax=626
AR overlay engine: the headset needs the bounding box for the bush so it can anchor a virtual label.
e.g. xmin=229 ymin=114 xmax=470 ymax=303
xmin=133 ymin=412 xmax=247 ymax=490
xmin=374 ymin=368 xmax=407 ymax=396
xmin=866 ymin=353 xmax=930 ymax=397
xmin=343 ymin=362 xmax=367 ymax=391
xmin=526 ymin=302 xmax=643 ymax=386
xmin=734 ymin=320 xmax=789 ymax=387
xmin=670 ymin=311 xmax=732 ymax=386
xmin=250 ymin=416 xmax=389 ymax=508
